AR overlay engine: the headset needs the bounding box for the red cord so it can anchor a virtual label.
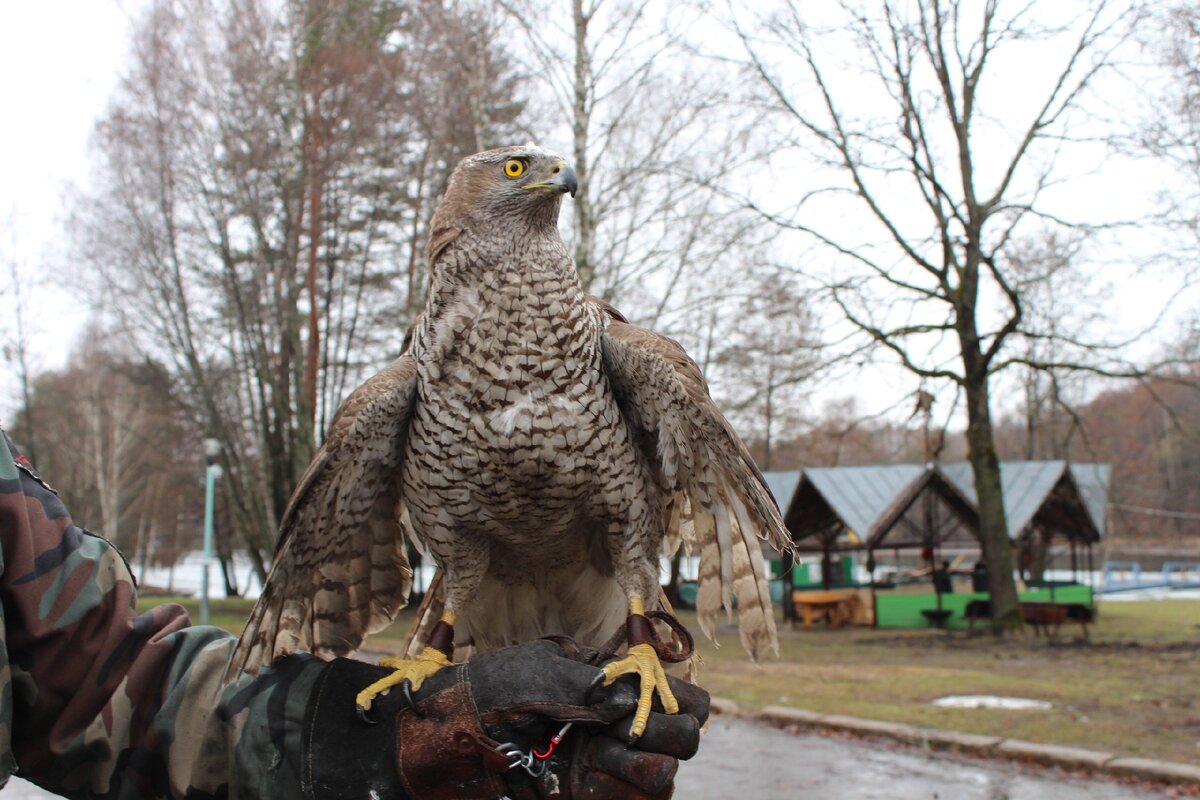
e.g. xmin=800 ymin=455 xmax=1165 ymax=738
xmin=533 ymin=726 xmax=569 ymax=760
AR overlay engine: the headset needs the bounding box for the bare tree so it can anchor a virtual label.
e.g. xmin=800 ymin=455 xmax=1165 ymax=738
xmin=1142 ymin=4 xmax=1200 ymax=271
xmin=714 ymin=267 xmax=822 ymax=469
xmin=733 ymin=0 xmax=1148 ymax=627
xmin=497 ymin=0 xmax=770 ymax=345
xmin=9 ymin=332 xmax=199 ymax=564
xmin=0 ymin=226 xmax=38 ymax=462
xmin=74 ymin=0 xmax=526 ymax=577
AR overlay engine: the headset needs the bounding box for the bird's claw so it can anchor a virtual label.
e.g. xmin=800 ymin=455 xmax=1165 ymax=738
xmin=586 ymin=671 xmax=607 ymax=705
xmin=356 ymin=676 xmax=424 ymax=724
xmin=354 ymin=647 xmax=452 ymax=715
xmin=400 ymin=679 xmax=425 ymax=718
xmin=600 ymin=642 xmax=679 ymax=739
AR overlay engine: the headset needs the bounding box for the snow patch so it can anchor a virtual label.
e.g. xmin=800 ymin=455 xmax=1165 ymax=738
xmin=931 ymin=695 xmax=1052 ymax=710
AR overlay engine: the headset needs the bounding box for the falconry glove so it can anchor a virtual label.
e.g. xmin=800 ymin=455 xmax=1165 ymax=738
xmin=300 ymin=638 xmax=708 ymax=800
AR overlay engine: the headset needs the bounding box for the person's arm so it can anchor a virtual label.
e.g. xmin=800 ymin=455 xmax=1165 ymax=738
xmin=0 ymin=432 xmax=330 ymax=798
xmin=0 ymin=432 xmax=706 ymax=799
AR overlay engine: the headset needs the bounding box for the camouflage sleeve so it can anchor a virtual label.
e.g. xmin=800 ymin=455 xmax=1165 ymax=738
xmin=0 ymin=432 xmax=325 ymax=799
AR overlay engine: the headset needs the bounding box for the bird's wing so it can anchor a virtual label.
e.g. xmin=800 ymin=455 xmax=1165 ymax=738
xmin=598 ymin=308 xmax=790 ymax=661
xmin=227 ymin=353 xmax=421 ymax=679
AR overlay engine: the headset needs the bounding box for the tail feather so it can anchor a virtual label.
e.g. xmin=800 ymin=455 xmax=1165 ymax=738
xmin=728 ymin=485 xmax=778 ymax=661
xmin=694 ymin=507 xmax=721 ymax=644
xmin=711 ymin=480 xmax=736 ymax=615
xmin=663 ymin=493 xmax=684 ymax=557
xmin=678 ymin=496 xmax=696 ymax=557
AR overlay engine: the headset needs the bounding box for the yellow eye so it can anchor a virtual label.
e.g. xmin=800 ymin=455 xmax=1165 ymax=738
xmin=504 ymin=159 xmax=526 ymax=178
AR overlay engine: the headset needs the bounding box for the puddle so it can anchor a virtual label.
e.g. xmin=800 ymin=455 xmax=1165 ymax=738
xmin=932 ymin=694 xmax=1053 ymax=710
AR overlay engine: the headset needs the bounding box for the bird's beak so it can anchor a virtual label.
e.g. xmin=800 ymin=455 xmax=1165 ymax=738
xmin=551 ymin=164 xmax=579 ymax=198
xmin=524 ymin=161 xmax=579 ymax=198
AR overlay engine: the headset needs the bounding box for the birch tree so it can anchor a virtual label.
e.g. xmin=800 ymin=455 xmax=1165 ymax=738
xmin=497 ymin=0 xmax=770 ymax=342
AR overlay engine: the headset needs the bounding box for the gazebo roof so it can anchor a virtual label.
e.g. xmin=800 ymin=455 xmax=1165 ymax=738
xmin=762 ymin=470 xmax=802 ymax=512
xmin=1070 ymin=463 xmax=1112 ymax=536
xmin=766 ymin=465 xmax=945 ymax=552
xmin=940 ymin=461 xmax=1108 ymax=542
xmin=866 ymin=466 xmax=979 ymax=550
xmin=803 ymin=465 xmax=925 ymax=538
xmin=762 ymin=460 xmax=1110 ymax=554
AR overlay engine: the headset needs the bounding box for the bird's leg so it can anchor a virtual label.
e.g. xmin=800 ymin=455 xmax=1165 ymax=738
xmin=355 ymin=609 xmax=457 ymax=715
xmin=355 ymin=538 xmax=485 ymax=716
xmin=599 ymin=596 xmax=679 ymax=739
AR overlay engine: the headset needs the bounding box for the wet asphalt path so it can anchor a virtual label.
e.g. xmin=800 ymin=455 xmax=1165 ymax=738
xmin=674 ymin=715 xmax=1169 ymax=799
xmin=2 ymin=715 xmax=1170 ymax=799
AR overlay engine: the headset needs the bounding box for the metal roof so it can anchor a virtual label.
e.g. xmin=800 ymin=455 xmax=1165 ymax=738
xmin=1069 ymin=463 xmax=1111 ymax=536
xmin=867 ymin=466 xmax=980 ymax=550
xmin=940 ymin=461 xmax=1110 ymax=540
xmin=941 ymin=461 xmax=1063 ymax=538
xmin=764 ymin=461 xmax=1110 ymax=550
xmin=761 ymin=470 xmax=802 ymax=511
xmin=767 ymin=465 xmax=928 ymax=548
xmin=803 ymin=465 xmax=925 ymax=538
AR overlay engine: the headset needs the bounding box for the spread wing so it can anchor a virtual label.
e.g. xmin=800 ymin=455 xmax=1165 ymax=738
xmin=597 ymin=305 xmax=790 ymax=660
xmin=227 ymin=352 xmax=421 ymax=679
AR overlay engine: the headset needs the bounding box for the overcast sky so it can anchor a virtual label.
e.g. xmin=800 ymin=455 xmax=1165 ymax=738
xmin=0 ymin=1 xmax=139 ymax=421
xmin=0 ymin=1 xmax=1191 ymax=433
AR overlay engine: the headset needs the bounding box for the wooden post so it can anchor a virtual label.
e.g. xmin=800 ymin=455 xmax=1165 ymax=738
xmin=868 ymin=548 xmax=878 ymax=629
xmin=781 ymin=548 xmax=795 ymax=624
xmin=821 ymin=542 xmax=833 ymax=590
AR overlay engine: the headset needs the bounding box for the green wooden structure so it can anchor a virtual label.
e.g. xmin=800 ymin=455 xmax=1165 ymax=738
xmin=874 ymin=584 xmax=1094 ymax=629
xmin=761 ymin=462 xmax=1109 ymax=628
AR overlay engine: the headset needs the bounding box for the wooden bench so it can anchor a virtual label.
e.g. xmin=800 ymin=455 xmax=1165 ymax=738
xmin=792 ymin=589 xmax=862 ymax=629
xmin=1022 ymin=601 xmax=1094 ymax=638
xmin=962 ymin=599 xmax=1093 ymax=637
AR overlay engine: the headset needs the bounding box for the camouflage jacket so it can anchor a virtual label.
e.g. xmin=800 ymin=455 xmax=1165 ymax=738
xmin=0 ymin=433 xmax=325 ymax=799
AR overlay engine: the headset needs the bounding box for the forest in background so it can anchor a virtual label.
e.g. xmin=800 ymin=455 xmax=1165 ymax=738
xmin=3 ymin=0 xmax=1200 ymax=595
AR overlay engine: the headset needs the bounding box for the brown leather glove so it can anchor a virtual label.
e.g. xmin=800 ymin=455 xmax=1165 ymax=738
xmin=300 ymin=638 xmax=708 ymax=800
xmin=502 ymin=689 xmax=707 ymax=800
xmin=495 ymin=640 xmax=707 ymax=800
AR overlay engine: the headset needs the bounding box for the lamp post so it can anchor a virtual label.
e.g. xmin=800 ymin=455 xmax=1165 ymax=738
xmin=201 ymin=438 xmax=222 ymax=626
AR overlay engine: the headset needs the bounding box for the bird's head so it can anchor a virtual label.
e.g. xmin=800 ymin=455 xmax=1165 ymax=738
xmin=432 ymin=145 xmax=578 ymax=235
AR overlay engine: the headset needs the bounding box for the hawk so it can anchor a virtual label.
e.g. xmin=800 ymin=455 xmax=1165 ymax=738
xmin=229 ymin=145 xmax=790 ymax=736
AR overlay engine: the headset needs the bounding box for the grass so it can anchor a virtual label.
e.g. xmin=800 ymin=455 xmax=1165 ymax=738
xmin=140 ymin=594 xmax=1200 ymax=764
xmin=690 ymin=599 xmax=1200 ymax=765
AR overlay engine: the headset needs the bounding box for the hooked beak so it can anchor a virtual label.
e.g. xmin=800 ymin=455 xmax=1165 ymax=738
xmin=552 ymin=164 xmax=579 ymax=198
xmin=524 ymin=161 xmax=579 ymax=198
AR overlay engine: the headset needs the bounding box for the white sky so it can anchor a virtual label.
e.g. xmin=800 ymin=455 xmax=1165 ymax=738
xmin=0 ymin=1 xmax=138 ymax=421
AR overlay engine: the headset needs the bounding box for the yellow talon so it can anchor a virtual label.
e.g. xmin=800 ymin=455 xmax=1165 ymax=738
xmin=355 ymin=646 xmax=453 ymax=712
xmin=601 ymin=641 xmax=679 ymax=738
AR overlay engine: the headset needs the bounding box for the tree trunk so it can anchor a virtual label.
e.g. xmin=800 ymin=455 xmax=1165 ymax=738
xmin=8 ymin=262 xmax=38 ymax=465
xmin=781 ymin=547 xmax=795 ymax=623
xmin=303 ymin=82 xmax=322 ymax=436
xmin=219 ymin=553 xmax=239 ymax=598
xmin=1028 ymin=537 xmax=1048 ymax=583
xmin=763 ymin=361 xmax=774 ymax=471
xmin=571 ymin=0 xmax=595 ymax=290
xmin=664 ymin=551 xmax=683 ymax=605
xmin=962 ymin=372 xmax=1022 ymax=630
